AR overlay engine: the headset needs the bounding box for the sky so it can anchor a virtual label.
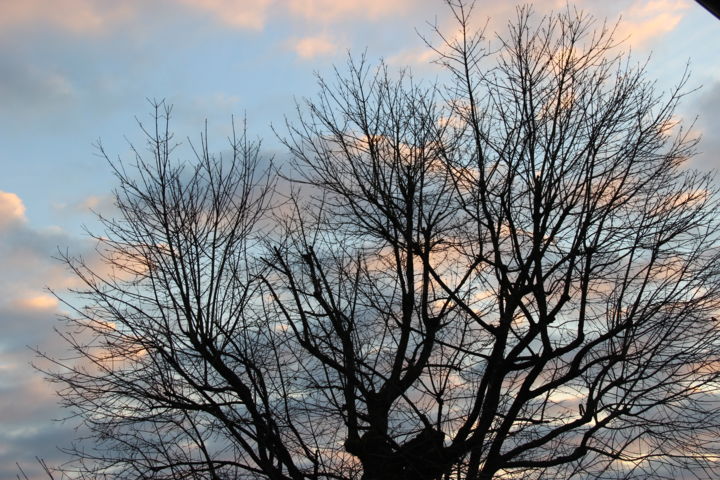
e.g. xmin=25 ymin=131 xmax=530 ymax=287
xmin=0 ymin=1 xmax=718 ymax=478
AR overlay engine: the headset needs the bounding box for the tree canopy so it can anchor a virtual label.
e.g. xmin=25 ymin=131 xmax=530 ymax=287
xmin=44 ymin=3 xmax=720 ymax=480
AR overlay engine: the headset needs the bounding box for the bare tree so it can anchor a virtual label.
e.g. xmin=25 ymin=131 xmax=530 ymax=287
xmin=44 ymin=4 xmax=720 ymax=480
xmin=45 ymin=102 xmax=285 ymax=480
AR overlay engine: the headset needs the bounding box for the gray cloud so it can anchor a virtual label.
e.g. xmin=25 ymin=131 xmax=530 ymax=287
xmin=0 ymin=304 xmax=79 ymax=480
xmin=0 ymin=331 xmax=75 ymax=480
xmin=691 ymin=81 xmax=720 ymax=170
xmin=0 ymin=200 xmax=94 ymax=480
xmin=0 ymin=60 xmax=74 ymax=111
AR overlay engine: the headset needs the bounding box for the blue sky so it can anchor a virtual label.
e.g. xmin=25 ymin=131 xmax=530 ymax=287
xmin=1 ymin=1 xmax=718 ymax=478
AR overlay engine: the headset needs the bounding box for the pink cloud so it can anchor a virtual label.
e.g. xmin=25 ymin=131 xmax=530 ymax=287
xmin=385 ymin=47 xmax=437 ymax=68
xmin=0 ymin=192 xmax=94 ymax=308
xmin=0 ymin=191 xmax=26 ymax=230
xmin=174 ymin=0 xmax=414 ymax=30
xmin=176 ymin=0 xmax=272 ymax=30
xmin=0 ymin=0 xmax=133 ymax=34
xmin=0 ymin=0 xmax=274 ymax=34
xmin=12 ymin=294 xmax=59 ymax=312
xmin=287 ymin=0 xmax=411 ymax=22
xmin=615 ymin=0 xmax=690 ymax=46
xmin=291 ymin=34 xmax=337 ymax=59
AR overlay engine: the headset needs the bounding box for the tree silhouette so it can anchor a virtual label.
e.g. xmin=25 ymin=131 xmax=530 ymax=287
xmin=43 ymin=3 xmax=720 ymax=480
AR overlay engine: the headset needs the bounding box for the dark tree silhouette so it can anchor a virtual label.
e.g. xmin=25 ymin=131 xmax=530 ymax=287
xmin=43 ymin=3 xmax=720 ymax=480
xmin=696 ymin=0 xmax=720 ymax=20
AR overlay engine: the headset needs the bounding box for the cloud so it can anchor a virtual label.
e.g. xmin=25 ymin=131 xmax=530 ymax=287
xmin=54 ymin=194 xmax=117 ymax=217
xmin=382 ymin=0 xmax=576 ymax=69
xmin=77 ymin=194 xmax=110 ymax=212
xmin=0 ymin=57 xmax=77 ymax=116
xmin=0 ymin=193 xmax=96 ymax=479
xmin=287 ymin=0 xmax=411 ymax=22
xmin=690 ymin=81 xmax=720 ymax=170
xmin=0 ymin=0 xmax=133 ymax=34
xmin=12 ymin=295 xmax=59 ymax=312
xmin=615 ymin=0 xmax=690 ymax=46
xmin=0 ymin=345 xmax=76 ymax=480
xmin=0 ymin=0 xmax=273 ymax=35
xmin=291 ymin=34 xmax=337 ymax=59
xmin=0 ymin=192 xmax=93 ymax=308
xmin=0 ymin=0 xmax=689 ymax=44
xmin=170 ymin=0 xmax=412 ymax=30
xmin=382 ymin=0 xmax=692 ymax=70
xmin=385 ymin=47 xmax=437 ymax=68
xmin=176 ymin=0 xmax=272 ymax=30
xmin=0 ymin=191 xmax=26 ymax=230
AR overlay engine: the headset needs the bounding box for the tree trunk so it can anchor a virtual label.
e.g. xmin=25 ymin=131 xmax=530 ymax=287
xmin=351 ymin=428 xmax=449 ymax=480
